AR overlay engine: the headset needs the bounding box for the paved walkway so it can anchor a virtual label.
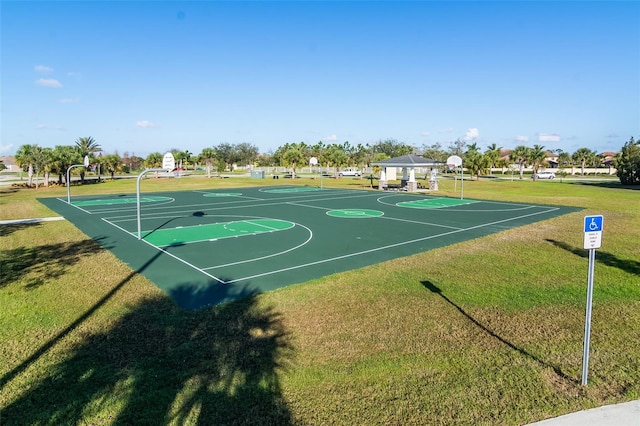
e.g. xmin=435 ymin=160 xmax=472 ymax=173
xmin=528 ymin=400 xmax=640 ymax=425
xmin=0 ymin=217 xmax=65 ymax=225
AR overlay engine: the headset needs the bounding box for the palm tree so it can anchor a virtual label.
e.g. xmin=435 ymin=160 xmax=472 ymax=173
xmin=103 ymin=154 xmax=122 ymax=180
xmin=572 ymin=148 xmax=596 ymax=175
xmin=465 ymin=145 xmax=489 ymax=180
xmin=557 ymin=150 xmax=572 ymax=173
xmin=509 ymin=145 xmax=530 ymax=179
xmin=198 ymin=147 xmax=217 ymax=178
xmin=528 ymin=145 xmax=548 ymax=180
xmin=145 ymin=152 xmax=163 ymax=169
xmin=485 ymin=143 xmax=502 ymax=175
xmin=75 ymin=137 xmax=101 ymax=183
xmin=324 ymin=144 xmax=348 ymax=177
xmin=52 ymin=145 xmax=82 ymax=184
xmin=282 ymin=145 xmax=306 ymax=178
xmin=15 ymin=144 xmax=36 ymax=186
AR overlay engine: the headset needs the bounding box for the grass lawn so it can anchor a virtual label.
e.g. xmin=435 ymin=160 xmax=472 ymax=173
xmin=1 ymin=175 xmax=639 ymax=425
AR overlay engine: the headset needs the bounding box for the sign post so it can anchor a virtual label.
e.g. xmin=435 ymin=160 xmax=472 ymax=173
xmin=581 ymin=215 xmax=603 ymax=385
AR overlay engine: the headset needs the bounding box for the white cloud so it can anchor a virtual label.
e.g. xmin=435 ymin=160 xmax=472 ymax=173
xmin=136 ymin=120 xmax=157 ymax=128
xmin=36 ymin=124 xmax=48 ymax=129
xmin=35 ymin=65 xmax=53 ymax=73
xmin=438 ymin=127 xmax=454 ymax=134
xmin=59 ymin=97 xmax=79 ymax=104
xmin=324 ymin=134 xmax=337 ymax=141
xmin=421 ymin=131 xmax=431 ymax=138
xmin=515 ymin=135 xmax=529 ymax=142
xmin=463 ymin=128 xmax=479 ymax=141
xmin=36 ymin=78 xmax=62 ymax=88
xmin=538 ymin=133 xmax=561 ymax=143
xmin=0 ymin=144 xmax=14 ymax=154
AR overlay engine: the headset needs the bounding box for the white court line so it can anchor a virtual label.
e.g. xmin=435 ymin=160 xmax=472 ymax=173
xmin=98 ymin=191 xmax=560 ymax=287
xmin=286 ymin=201 xmax=462 ymax=230
xmin=102 ymin=191 xmax=381 ymax=222
xmin=379 ymin=215 xmax=463 ymax=230
xmin=203 ymin=223 xmax=314 ymax=269
xmin=55 ymin=197 xmax=93 ymax=214
xmin=101 ymin=189 xmax=360 ymax=215
xmin=223 ymin=206 xmax=559 ymax=284
xmin=101 ymin=217 xmax=227 ymax=284
xmin=85 ymin=197 xmax=175 ymax=214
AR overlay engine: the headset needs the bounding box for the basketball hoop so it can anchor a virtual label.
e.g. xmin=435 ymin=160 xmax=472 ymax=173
xmin=448 ymin=163 xmax=456 ymax=171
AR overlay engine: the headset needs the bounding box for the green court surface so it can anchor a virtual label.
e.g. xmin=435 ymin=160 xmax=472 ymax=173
xmin=40 ymin=186 xmax=580 ymax=309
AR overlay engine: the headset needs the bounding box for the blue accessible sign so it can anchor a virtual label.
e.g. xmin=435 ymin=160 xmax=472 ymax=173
xmin=583 ymin=215 xmax=603 ymax=249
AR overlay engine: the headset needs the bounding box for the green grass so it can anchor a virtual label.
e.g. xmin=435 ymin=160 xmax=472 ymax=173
xmin=1 ymin=177 xmax=639 ymax=425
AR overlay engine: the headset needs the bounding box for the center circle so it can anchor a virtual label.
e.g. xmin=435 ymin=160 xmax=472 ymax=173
xmin=326 ymin=209 xmax=384 ymax=218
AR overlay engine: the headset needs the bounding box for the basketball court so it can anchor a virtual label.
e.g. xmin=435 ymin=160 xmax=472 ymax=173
xmin=39 ymin=186 xmax=580 ymax=309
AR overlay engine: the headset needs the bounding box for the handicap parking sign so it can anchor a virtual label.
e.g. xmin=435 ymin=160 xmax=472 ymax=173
xmin=583 ymin=215 xmax=603 ymax=249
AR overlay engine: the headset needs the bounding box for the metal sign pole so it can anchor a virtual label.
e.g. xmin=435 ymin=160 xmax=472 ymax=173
xmin=580 ymin=214 xmax=603 ymax=386
xmin=581 ymin=248 xmax=596 ymax=385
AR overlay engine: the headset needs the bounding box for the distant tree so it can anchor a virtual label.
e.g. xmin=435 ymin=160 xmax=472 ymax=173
xmin=372 ymin=138 xmax=413 ymax=158
xmin=484 ymin=143 xmax=502 ymax=174
xmin=37 ymin=147 xmax=54 ymax=187
xmin=169 ymin=149 xmax=192 ymax=169
xmin=15 ymin=144 xmax=37 ymax=186
xmin=324 ymin=144 xmax=349 ymax=177
xmin=613 ymin=137 xmax=640 ymax=185
xmin=145 ymin=152 xmax=163 ymax=169
xmin=572 ymin=148 xmax=596 ymax=175
xmin=75 ymin=136 xmax=101 ymax=183
xmin=198 ymin=147 xmax=218 ymax=178
xmin=557 ymin=150 xmax=572 ymax=171
xmin=464 ymin=145 xmax=489 ymax=179
xmin=447 ymin=139 xmax=467 ymax=157
xmin=214 ymin=143 xmax=240 ymax=170
xmin=281 ymin=145 xmax=306 ymax=178
xmin=421 ymin=143 xmax=448 ymax=162
xmin=509 ymin=145 xmax=530 ymax=179
xmin=103 ymin=154 xmax=122 ymax=180
xmin=236 ymin=143 xmax=260 ymax=166
xmin=528 ymin=145 xmax=548 ymax=180
xmin=52 ymin=145 xmax=82 ymax=184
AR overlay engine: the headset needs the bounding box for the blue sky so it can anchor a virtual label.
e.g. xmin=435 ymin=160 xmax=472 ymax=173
xmin=2 ymin=1 xmax=639 ymax=158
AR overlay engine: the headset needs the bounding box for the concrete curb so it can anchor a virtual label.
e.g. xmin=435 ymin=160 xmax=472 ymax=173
xmin=527 ymin=400 xmax=640 ymax=425
xmin=0 ymin=217 xmax=65 ymax=225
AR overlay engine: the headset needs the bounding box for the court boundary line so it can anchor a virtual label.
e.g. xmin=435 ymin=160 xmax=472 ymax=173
xmin=101 ymin=217 xmax=227 ymax=284
xmin=76 ymin=189 xmax=563 ymax=288
xmin=84 ymin=189 xmax=361 ymax=216
xmin=101 ymin=216 xmax=316 ymax=271
xmin=223 ymin=206 xmax=560 ymax=284
xmin=287 ymin=200 xmax=463 ymax=230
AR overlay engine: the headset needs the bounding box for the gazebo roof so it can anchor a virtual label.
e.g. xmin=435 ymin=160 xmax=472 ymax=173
xmin=371 ymin=154 xmax=442 ymax=167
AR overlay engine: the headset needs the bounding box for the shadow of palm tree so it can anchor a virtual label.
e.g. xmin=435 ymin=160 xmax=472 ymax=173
xmin=0 ymin=221 xmax=41 ymax=238
xmin=421 ymin=280 xmax=576 ymax=384
xmin=0 ymin=236 xmax=111 ymax=289
xmin=546 ymin=239 xmax=640 ymax=276
xmin=2 ymin=283 xmax=293 ymax=425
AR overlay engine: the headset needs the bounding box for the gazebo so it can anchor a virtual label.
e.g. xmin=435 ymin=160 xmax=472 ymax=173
xmin=371 ymin=154 xmax=443 ymax=192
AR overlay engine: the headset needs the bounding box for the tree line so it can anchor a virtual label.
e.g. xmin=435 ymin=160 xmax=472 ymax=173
xmin=11 ymin=136 xmax=640 ymax=187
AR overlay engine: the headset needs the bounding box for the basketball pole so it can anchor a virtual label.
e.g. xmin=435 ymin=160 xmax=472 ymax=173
xmin=137 ymin=168 xmax=168 ymax=240
xmin=460 ymin=166 xmax=464 ymax=200
xmin=66 ymin=164 xmax=86 ymax=204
